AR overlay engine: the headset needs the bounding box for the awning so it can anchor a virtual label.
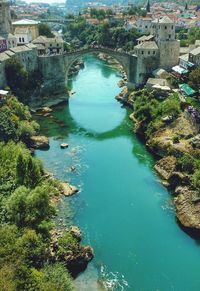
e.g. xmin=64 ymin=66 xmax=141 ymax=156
xmin=172 ymin=65 xmax=188 ymax=74
xmin=179 ymin=84 xmax=196 ymax=96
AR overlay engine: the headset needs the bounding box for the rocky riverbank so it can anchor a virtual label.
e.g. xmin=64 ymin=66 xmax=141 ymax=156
xmin=117 ymin=88 xmax=200 ymax=232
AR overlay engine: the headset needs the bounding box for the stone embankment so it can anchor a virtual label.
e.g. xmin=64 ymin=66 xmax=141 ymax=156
xmin=117 ymin=88 xmax=200 ymax=232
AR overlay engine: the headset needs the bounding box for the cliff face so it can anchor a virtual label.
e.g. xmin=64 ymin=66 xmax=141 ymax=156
xmin=118 ymin=89 xmax=200 ymax=231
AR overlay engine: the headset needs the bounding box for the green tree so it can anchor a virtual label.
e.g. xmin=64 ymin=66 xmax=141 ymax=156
xmin=189 ymin=67 xmax=200 ymax=89
xmin=16 ymin=153 xmax=27 ymax=185
xmin=41 ymin=263 xmax=74 ymax=291
xmin=38 ymin=23 xmax=54 ymax=38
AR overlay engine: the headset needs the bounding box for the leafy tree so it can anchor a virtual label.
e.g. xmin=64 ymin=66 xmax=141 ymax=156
xmin=5 ymin=59 xmax=28 ymax=100
xmin=189 ymin=67 xmax=200 ymax=90
xmin=38 ymin=23 xmax=54 ymax=38
xmin=16 ymin=153 xmax=27 ymax=185
xmin=41 ymin=263 xmax=74 ymax=291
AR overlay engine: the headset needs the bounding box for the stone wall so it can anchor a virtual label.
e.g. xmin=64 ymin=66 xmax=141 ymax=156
xmin=158 ymin=40 xmax=180 ymax=70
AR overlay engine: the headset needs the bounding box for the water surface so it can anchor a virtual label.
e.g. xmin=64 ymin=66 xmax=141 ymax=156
xmin=36 ymin=55 xmax=200 ymax=291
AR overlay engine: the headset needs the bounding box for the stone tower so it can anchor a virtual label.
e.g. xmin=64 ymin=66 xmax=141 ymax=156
xmin=0 ymin=0 xmax=12 ymax=37
xmin=152 ymin=16 xmax=180 ymax=70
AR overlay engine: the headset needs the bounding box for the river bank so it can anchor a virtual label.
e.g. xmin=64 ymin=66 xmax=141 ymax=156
xmin=116 ymin=87 xmax=200 ymax=232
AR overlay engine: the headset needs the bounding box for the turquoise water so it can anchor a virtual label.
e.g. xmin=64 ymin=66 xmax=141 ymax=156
xmin=36 ymin=55 xmax=200 ymax=291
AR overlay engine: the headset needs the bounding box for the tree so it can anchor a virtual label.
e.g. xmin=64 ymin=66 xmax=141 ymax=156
xmin=189 ymin=67 xmax=200 ymax=89
xmin=38 ymin=23 xmax=54 ymax=38
xmin=16 ymin=153 xmax=27 ymax=185
xmin=41 ymin=263 xmax=74 ymax=291
xmin=5 ymin=59 xmax=28 ymax=100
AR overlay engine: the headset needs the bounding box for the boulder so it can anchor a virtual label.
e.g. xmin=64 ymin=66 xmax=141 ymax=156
xmin=154 ymin=156 xmax=177 ymax=180
xmin=61 ymin=182 xmax=79 ymax=196
xmin=42 ymin=106 xmax=53 ymax=113
xmin=30 ymin=135 xmax=49 ymax=150
xmin=60 ymin=143 xmax=69 ymax=149
xmin=69 ymin=226 xmax=81 ymax=241
xmin=174 ymin=186 xmax=200 ymax=229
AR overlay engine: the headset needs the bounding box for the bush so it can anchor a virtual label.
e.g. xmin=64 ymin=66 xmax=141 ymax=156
xmin=177 ymin=154 xmax=199 ymax=174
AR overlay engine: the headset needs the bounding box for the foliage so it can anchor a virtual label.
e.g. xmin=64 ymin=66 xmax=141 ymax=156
xmin=57 ymin=232 xmax=79 ymax=259
xmin=0 ymin=96 xmax=39 ymax=143
xmin=133 ymin=91 xmax=181 ymax=138
xmin=38 ymin=23 xmax=54 ymax=38
xmin=5 ymin=59 xmax=43 ymax=102
xmin=177 ymin=27 xmax=200 ymax=46
xmin=40 ymin=263 xmax=74 ymax=291
xmin=188 ymin=67 xmax=200 ymax=90
xmin=177 ymin=154 xmax=199 ymax=174
xmin=64 ymin=16 xmax=141 ymax=52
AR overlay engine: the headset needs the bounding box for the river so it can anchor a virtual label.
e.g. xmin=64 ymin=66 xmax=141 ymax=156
xmin=36 ymin=55 xmax=200 ymax=291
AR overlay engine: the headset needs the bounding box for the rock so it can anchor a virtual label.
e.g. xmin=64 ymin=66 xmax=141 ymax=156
xmin=154 ymin=156 xmax=177 ymax=180
xmin=60 ymin=143 xmax=69 ymax=149
xmin=42 ymin=106 xmax=53 ymax=113
xmin=174 ymin=186 xmax=200 ymax=229
xmin=30 ymin=135 xmax=49 ymax=150
xmin=69 ymin=226 xmax=81 ymax=241
xmin=61 ymin=182 xmax=79 ymax=197
xmin=189 ymin=134 xmax=200 ymax=149
xmin=168 ymin=171 xmax=190 ymax=189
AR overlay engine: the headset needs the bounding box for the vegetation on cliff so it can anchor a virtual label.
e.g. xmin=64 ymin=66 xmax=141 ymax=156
xmin=0 ymin=96 xmax=92 ymax=289
xmin=125 ymin=88 xmax=200 ymax=229
xmin=5 ymin=58 xmax=43 ymax=103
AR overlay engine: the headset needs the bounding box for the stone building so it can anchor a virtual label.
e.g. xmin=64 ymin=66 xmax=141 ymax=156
xmin=32 ymin=35 xmax=64 ymax=55
xmin=12 ymin=19 xmax=39 ymax=41
xmin=0 ymin=0 xmax=12 ymax=38
xmin=151 ymin=16 xmax=180 ymax=70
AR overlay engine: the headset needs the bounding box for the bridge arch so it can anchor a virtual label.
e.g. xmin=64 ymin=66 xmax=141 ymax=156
xmin=38 ymin=47 xmax=138 ymax=97
xmin=65 ymin=48 xmax=130 ymax=81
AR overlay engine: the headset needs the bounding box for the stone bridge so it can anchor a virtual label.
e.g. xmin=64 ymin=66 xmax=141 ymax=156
xmin=38 ymin=47 xmax=138 ymax=97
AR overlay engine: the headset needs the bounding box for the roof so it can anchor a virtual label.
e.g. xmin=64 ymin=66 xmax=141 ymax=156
xmin=12 ymin=19 xmax=39 ymax=26
xmin=179 ymin=53 xmax=189 ymax=62
xmin=195 ymin=40 xmax=200 ymax=47
xmin=179 ymin=83 xmax=195 ymax=96
xmin=14 ymin=27 xmax=31 ymax=34
xmin=5 ymin=50 xmax=15 ymax=57
xmin=135 ymin=41 xmax=158 ymax=50
xmin=35 ymin=43 xmax=45 ymax=50
xmin=147 ymin=78 xmax=169 ymax=86
xmin=32 ymin=35 xmax=64 ymax=44
xmin=153 ymin=68 xmax=168 ymax=77
xmin=152 ymin=16 xmax=174 ymax=24
xmin=190 ymin=46 xmax=200 ymax=56
xmin=137 ymin=35 xmax=154 ymax=41
xmin=172 ymin=65 xmax=188 ymax=74
xmin=10 ymin=46 xmax=32 ymax=53
xmin=25 ymin=43 xmax=37 ymax=49
xmin=0 ymin=52 xmax=10 ymax=62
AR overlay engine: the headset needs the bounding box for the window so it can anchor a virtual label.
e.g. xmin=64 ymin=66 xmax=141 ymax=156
xmin=22 ymin=37 xmax=24 ymax=42
xmin=165 ymin=26 xmax=167 ymax=29
xmin=172 ymin=25 xmax=173 ymax=29
xmin=50 ymin=44 xmax=52 ymax=47
xmin=142 ymin=51 xmax=144 ymax=54
xmin=145 ymin=25 xmax=147 ymax=28
xmin=148 ymin=51 xmax=150 ymax=55
xmin=19 ymin=37 xmax=21 ymax=42
xmin=153 ymin=51 xmax=155 ymax=55
xmin=169 ymin=34 xmax=171 ymax=39
xmin=57 ymin=43 xmax=59 ymax=47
